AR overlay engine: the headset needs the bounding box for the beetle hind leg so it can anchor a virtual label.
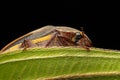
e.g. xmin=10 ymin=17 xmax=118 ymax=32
xmin=20 ymin=39 xmax=35 ymax=51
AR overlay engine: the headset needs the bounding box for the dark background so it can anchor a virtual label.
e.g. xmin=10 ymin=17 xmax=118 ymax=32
xmin=0 ymin=3 xmax=120 ymax=50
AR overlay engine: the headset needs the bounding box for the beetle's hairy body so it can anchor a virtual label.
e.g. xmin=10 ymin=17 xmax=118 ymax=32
xmin=0 ymin=25 xmax=92 ymax=53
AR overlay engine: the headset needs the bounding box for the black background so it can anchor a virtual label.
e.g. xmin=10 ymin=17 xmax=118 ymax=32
xmin=0 ymin=2 xmax=120 ymax=50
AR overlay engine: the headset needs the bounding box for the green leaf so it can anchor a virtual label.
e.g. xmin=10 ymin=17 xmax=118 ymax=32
xmin=0 ymin=48 xmax=120 ymax=80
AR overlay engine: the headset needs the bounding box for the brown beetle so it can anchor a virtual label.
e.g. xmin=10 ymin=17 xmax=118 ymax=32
xmin=0 ymin=25 xmax=92 ymax=52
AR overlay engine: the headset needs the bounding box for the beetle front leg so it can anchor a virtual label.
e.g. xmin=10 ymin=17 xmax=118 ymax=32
xmin=77 ymin=38 xmax=90 ymax=51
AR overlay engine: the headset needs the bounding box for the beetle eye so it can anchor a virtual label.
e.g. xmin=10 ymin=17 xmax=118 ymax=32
xmin=74 ymin=32 xmax=82 ymax=44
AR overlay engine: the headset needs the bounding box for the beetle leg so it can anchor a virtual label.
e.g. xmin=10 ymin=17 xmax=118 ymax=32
xmin=45 ymin=30 xmax=59 ymax=47
xmin=20 ymin=39 xmax=31 ymax=51
xmin=83 ymin=45 xmax=90 ymax=51
xmin=77 ymin=38 xmax=90 ymax=51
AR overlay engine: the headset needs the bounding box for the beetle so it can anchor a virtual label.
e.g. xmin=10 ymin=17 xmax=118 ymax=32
xmin=0 ymin=25 xmax=92 ymax=52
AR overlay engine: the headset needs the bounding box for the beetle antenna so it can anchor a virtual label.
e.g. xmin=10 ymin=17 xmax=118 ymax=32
xmin=81 ymin=27 xmax=85 ymax=33
xmin=80 ymin=27 xmax=85 ymax=36
xmin=80 ymin=27 xmax=84 ymax=31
